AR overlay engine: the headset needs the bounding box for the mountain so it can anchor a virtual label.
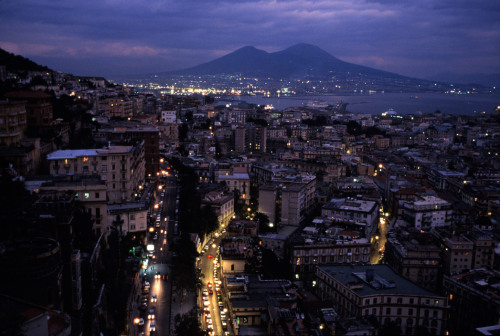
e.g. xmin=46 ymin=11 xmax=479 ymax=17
xmin=166 ymin=43 xmax=408 ymax=80
xmin=0 ymin=48 xmax=51 ymax=73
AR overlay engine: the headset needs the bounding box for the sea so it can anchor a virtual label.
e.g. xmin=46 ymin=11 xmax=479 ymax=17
xmin=215 ymin=92 xmax=500 ymax=116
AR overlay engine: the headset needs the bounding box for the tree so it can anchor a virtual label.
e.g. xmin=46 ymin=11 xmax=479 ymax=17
xmin=255 ymin=212 xmax=272 ymax=233
xmin=179 ymin=123 xmax=189 ymax=141
xmin=170 ymin=234 xmax=199 ymax=292
xmin=261 ymin=248 xmax=290 ymax=279
xmin=174 ymin=308 xmax=206 ymax=336
xmin=379 ymin=319 xmax=402 ymax=336
xmin=346 ymin=120 xmax=362 ymax=135
xmin=200 ymin=205 xmax=219 ymax=236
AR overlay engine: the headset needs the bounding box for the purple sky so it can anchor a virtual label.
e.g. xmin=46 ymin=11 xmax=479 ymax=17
xmin=1 ymin=0 xmax=499 ymax=79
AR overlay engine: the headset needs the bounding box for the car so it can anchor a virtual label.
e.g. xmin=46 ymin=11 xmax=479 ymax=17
xmin=134 ymin=317 xmax=145 ymax=326
xmin=150 ymin=321 xmax=156 ymax=332
xmin=203 ymin=300 xmax=210 ymax=306
xmin=139 ymin=302 xmax=147 ymax=311
xmin=206 ymin=318 xmax=212 ymax=324
xmin=155 ymin=272 xmax=161 ymax=280
xmin=220 ymin=312 xmax=226 ymax=319
xmin=202 ymin=289 xmax=208 ymax=297
xmin=153 ymin=234 xmax=158 ymax=240
xmin=222 ymin=321 xmax=227 ymax=328
xmin=151 ymin=294 xmax=157 ymax=303
xmin=148 ymin=308 xmax=155 ymax=320
xmin=203 ymin=306 xmax=210 ymax=312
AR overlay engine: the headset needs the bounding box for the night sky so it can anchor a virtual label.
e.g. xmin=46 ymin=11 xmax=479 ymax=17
xmin=1 ymin=0 xmax=499 ymax=79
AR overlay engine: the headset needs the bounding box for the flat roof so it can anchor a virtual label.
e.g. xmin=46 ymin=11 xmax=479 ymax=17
xmin=318 ymin=264 xmax=439 ymax=297
xmin=47 ymin=146 xmax=133 ymax=160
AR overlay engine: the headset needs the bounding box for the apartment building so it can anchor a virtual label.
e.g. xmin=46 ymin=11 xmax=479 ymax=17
xmin=291 ymin=236 xmax=371 ymax=284
xmin=216 ymin=168 xmax=251 ymax=203
xmin=258 ymin=177 xmax=316 ymax=227
xmin=384 ymin=231 xmax=441 ymax=292
xmin=0 ymin=100 xmax=26 ymax=146
xmin=321 ymin=197 xmax=379 ymax=238
xmin=401 ymin=195 xmax=452 ymax=230
xmin=202 ymin=190 xmax=235 ymax=229
xmin=107 ymin=202 xmax=148 ymax=235
xmin=315 ymin=264 xmax=448 ymax=336
xmin=39 ymin=175 xmax=108 ymax=236
xmin=92 ymin=123 xmax=159 ymax=177
xmin=46 ymin=142 xmax=145 ymax=203
xmin=443 ymin=269 xmax=500 ymax=336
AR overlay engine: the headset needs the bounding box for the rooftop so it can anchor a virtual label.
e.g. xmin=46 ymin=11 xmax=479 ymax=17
xmin=318 ymin=264 xmax=440 ymax=297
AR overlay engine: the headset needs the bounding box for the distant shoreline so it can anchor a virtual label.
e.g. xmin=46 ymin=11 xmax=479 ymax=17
xmin=216 ymin=92 xmax=500 ymax=115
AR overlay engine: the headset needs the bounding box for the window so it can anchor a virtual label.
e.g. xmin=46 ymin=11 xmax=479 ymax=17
xmin=397 ymin=308 xmax=402 ymax=315
xmin=408 ymin=309 xmax=413 ymax=316
xmin=102 ymin=165 xmax=107 ymax=172
xmin=387 ymin=297 xmax=392 ymax=303
xmin=95 ymin=192 xmax=100 ymax=199
xmin=130 ymin=214 xmax=135 ymax=220
xmin=84 ymin=193 xmax=90 ymax=199
xmin=386 ymin=308 xmax=391 ymax=314
xmin=231 ymin=264 xmax=234 ymax=271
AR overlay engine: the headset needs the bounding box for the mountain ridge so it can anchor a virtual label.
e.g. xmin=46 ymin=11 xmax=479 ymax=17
xmin=164 ymin=43 xmax=409 ymax=81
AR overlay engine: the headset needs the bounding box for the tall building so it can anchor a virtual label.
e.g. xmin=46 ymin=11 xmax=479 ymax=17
xmin=258 ymin=177 xmax=316 ymax=227
xmin=93 ymin=123 xmax=160 ymax=178
xmin=46 ymin=143 xmax=145 ymax=203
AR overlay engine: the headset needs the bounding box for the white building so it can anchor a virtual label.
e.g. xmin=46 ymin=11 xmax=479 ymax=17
xmin=402 ymin=195 xmax=452 ymax=230
xmin=107 ymin=202 xmax=148 ymax=235
xmin=161 ymin=110 xmax=177 ymax=124
xmin=321 ymin=198 xmax=379 ymax=238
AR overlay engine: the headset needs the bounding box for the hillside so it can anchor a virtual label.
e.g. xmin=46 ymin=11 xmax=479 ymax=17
xmin=0 ymin=48 xmax=51 ymax=73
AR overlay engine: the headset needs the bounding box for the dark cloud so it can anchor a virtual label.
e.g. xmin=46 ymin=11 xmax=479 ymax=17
xmin=0 ymin=0 xmax=498 ymax=78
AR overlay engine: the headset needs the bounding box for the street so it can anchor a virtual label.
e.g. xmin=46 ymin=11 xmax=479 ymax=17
xmin=198 ymin=232 xmax=231 ymax=336
xmin=131 ymin=175 xmax=177 ymax=336
xmin=370 ymin=214 xmax=390 ymax=264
